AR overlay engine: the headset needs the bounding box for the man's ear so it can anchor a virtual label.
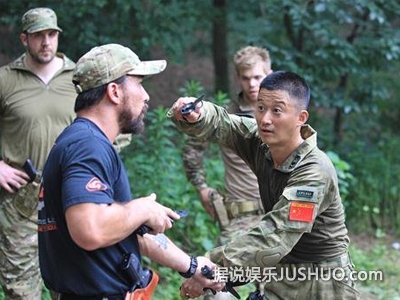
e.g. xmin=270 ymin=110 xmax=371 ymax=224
xmin=106 ymin=82 xmax=123 ymax=105
xmin=298 ymin=110 xmax=309 ymax=125
xmin=20 ymin=33 xmax=27 ymax=47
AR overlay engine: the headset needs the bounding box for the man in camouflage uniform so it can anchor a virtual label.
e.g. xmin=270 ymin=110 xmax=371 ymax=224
xmin=0 ymin=8 xmax=76 ymax=299
xmin=182 ymin=46 xmax=272 ymax=298
xmin=170 ymin=71 xmax=360 ymax=299
xmin=182 ymin=47 xmax=271 ymax=300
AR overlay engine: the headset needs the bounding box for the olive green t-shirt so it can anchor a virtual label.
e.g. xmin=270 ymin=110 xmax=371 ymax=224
xmin=0 ymin=53 xmax=76 ymax=170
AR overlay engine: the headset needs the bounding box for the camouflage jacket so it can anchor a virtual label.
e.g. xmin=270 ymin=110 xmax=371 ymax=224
xmin=170 ymin=101 xmax=349 ymax=267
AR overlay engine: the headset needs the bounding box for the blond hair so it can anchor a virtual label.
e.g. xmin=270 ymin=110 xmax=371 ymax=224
xmin=233 ymin=46 xmax=271 ymax=75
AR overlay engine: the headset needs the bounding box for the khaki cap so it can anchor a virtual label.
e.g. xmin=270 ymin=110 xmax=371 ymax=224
xmin=72 ymin=43 xmax=167 ymax=93
xmin=22 ymin=7 xmax=62 ymax=33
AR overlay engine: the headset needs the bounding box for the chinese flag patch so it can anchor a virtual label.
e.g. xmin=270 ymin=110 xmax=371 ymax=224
xmin=288 ymin=201 xmax=315 ymax=223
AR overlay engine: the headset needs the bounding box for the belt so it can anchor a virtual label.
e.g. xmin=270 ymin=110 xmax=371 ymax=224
xmin=224 ymin=200 xmax=260 ymax=219
xmin=59 ymin=293 xmax=126 ymax=300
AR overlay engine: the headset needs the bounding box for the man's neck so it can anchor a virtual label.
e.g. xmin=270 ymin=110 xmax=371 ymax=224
xmin=25 ymin=54 xmax=63 ymax=84
xmin=241 ymin=93 xmax=257 ymax=109
xmin=77 ymin=109 xmax=120 ymax=143
xmin=270 ymin=136 xmax=304 ymax=168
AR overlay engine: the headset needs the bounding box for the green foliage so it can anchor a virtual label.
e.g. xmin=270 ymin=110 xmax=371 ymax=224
xmin=179 ymin=79 xmax=205 ymax=97
xmin=326 ymin=151 xmax=355 ymax=202
xmin=0 ymin=0 xmax=212 ymax=62
xmin=349 ymin=241 xmax=400 ymax=299
xmin=229 ymin=0 xmax=400 ymax=146
xmin=343 ymin=133 xmax=400 ymax=236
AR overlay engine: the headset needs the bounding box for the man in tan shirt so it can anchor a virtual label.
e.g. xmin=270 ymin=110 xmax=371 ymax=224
xmin=0 ymin=8 xmax=76 ymax=299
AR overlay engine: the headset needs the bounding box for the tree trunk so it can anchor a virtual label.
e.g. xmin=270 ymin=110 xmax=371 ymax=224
xmin=212 ymin=0 xmax=229 ymax=95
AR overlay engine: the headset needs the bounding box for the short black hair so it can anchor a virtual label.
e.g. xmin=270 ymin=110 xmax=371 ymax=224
xmin=74 ymin=75 xmax=127 ymax=113
xmin=260 ymin=71 xmax=310 ymax=109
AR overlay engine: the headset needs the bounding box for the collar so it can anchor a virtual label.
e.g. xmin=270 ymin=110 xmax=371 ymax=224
xmin=9 ymin=52 xmax=75 ymax=72
xmin=262 ymin=124 xmax=317 ymax=173
xmin=232 ymin=92 xmax=254 ymax=117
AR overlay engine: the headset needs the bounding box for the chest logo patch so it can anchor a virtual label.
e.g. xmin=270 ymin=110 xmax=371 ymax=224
xmin=288 ymin=201 xmax=315 ymax=223
xmin=86 ymin=177 xmax=108 ymax=192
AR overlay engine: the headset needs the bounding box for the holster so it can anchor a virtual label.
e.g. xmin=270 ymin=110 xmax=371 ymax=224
xmin=209 ymin=189 xmax=229 ymax=229
xmin=6 ymin=159 xmax=41 ymax=218
xmin=12 ymin=183 xmax=40 ymax=218
xmin=121 ymin=252 xmax=158 ymax=299
xmin=125 ymin=270 xmax=159 ymax=300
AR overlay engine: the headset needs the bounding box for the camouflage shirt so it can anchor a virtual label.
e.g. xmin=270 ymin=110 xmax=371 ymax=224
xmin=170 ymin=101 xmax=349 ymax=267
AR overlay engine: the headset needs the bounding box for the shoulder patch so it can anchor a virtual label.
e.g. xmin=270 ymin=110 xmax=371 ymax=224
xmin=85 ymin=177 xmax=108 ymax=192
xmin=282 ymin=186 xmax=318 ymax=203
xmin=288 ymin=202 xmax=315 ymax=223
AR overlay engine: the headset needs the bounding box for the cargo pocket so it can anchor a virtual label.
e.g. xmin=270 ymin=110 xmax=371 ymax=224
xmin=332 ymin=265 xmax=361 ymax=299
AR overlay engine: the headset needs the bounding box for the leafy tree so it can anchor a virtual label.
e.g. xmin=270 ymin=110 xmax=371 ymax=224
xmin=228 ymin=0 xmax=400 ymax=146
xmin=0 ymin=0 xmax=212 ymax=62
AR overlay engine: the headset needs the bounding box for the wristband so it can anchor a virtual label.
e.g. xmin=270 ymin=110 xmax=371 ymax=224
xmin=179 ymin=256 xmax=198 ymax=278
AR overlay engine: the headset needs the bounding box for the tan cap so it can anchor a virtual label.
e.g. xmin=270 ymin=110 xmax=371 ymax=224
xmin=22 ymin=7 xmax=62 ymax=33
xmin=72 ymin=43 xmax=167 ymax=93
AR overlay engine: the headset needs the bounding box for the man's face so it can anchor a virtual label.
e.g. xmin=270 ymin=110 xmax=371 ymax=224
xmin=21 ymin=29 xmax=59 ymax=64
xmin=237 ymin=61 xmax=269 ymax=104
xmin=118 ymin=76 xmax=150 ymax=134
xmin=255 ymin=88 xmax=305 ymax=147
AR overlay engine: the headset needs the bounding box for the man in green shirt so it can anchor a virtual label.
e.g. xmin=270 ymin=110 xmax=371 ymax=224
xmin=0 ymin=8 xmax=76 ymax=299
xmin=169 ymin=71 xmax=360 ymax=299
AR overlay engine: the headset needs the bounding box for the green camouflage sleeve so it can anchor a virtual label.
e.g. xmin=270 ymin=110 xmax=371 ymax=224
xmin=209 ymin=166 xmax=333 ymax=268
xmin=182 ymin=136 xmax=209 ymax=190
xmin=169 ymin=101 xmax=258 ymax=148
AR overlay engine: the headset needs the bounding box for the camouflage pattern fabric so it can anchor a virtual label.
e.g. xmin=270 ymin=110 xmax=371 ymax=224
xmin=21 ymin=7 xmax=62 ymax=33
xmin=182 ymin=136 xmax=209 ymax=190
xmin=0 ymin=184 xmax=42 ymax=300
xmin=72 ymin=44 xmax=166 ymax=93
xmin=205 ymin=214 xmax=265 ymax=300
xmin=218 ymin=214 xmax=264 ymax=246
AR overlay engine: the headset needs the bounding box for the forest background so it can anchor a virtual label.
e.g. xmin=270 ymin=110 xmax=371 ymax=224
xmin=1 ymin=0 xmax=399 ymax=299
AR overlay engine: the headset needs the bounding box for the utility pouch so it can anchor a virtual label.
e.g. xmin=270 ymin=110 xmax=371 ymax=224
xmin=13 ymin=183 xmax=40 ymax=218
xmin=209 ymin=189 xmax=229 ymax=229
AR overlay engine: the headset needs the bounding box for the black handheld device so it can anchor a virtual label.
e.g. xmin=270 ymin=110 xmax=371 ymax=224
xmin=23 ymin=159 xmax=38 ymax=183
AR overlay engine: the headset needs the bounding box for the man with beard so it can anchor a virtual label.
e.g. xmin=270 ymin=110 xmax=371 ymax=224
xmin=38 ymin=44 xmax=223 ymax=300
xmin=0 ymin=7 xmax=76 ymax=299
